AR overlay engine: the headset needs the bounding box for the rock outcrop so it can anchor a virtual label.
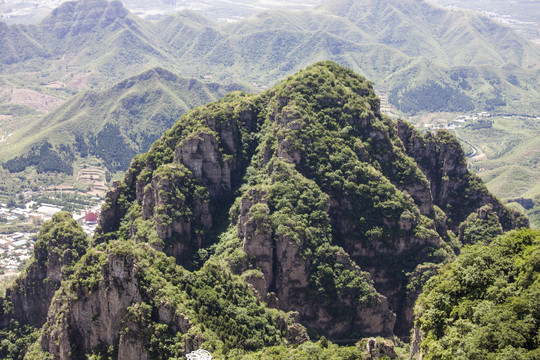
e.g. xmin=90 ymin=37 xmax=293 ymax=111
xmin=396 ymin=120 xmax=529 ymax=232
xmin=40 ymin=250 xmax=144 ymax=359
xmin=14 ymin=61 xmax=525 ymax=360
xmin=139 ymin=163 xmax=213 ymax=261
xmin=37 ymin=241 xmax=306 ymax=359
xmin=0 ymin=212 xmax=88 ymax=328
xmin=235 ymin=162 xmax=396 ymax=337
xmin=174 ymin=130 xmax=232 ymax=196
xmin=96 ymin=95 xmax=259 ymax=262
xmin=364 ymin=337 xmax=399 ymax=359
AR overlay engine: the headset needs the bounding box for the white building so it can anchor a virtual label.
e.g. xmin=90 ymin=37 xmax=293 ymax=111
xmin=36 ymin=205 xmax=63 ymax=217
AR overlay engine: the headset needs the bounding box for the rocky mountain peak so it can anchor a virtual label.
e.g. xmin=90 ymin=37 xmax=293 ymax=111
xmin=94 ymin=61 xmax=525 ymax=339
xmin=41 ymin=0 xmax=132 ymax=38
xmin=0 ymin=62 xmax=530 ymax=359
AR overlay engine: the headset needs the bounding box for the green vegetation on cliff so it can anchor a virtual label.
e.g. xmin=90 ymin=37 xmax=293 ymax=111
xmin=34 ymin=240 xmax=305 ymax=359
xmin=0 ymin=62 xmax=532 ymax=359
xmin=96 ymin=61 xmax=524 ymax=341
xmin=0 ymin=212 xmax=88 ymax=359
xmin=416 ymin=228 xmax=540 ymax=359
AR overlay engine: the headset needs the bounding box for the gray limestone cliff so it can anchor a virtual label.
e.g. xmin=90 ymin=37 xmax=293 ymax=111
xmin=396 ymin=120 xmax=528 ymax=232
xmin=35 ymin=241 xmax=306 ymax=359
xmin=0 ymin=212 xmax=88 ymax=328
xmin=234 ymin=165 xmax=396 ymax=337
xmin=85 ymin=62 xmax=530 ymax=348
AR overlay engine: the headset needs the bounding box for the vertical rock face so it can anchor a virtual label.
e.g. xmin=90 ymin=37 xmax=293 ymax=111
xmin=397 ymin=121 xmax=467 ymax=209
xmin=409 ymin=325 xmax=423 ymax=360
xmin=141 ymin=164 xmax=213 ymax=260
xmin=234 ymin=161 xmax=396 ymax=338
xmin=37 ymin=241 xmax=306 ymax=359
xmin=96 ymin=97 xmax=259 ymax=263
xmin=84 ymin=61 xmax=528 ymax=352
xmin=238 ymin=188 xmax=274 ymax=295
xmin=396 ymin=120 xmax=529 ymax=231
xmin=174 ymin=130 xmax=232 ymax=196
xmin=41 ymin=252 xmax=143 ymax=359
xmin=98 ymin=181 xmax=127 ymax=235
xmin=0 ymin=212 xmax=88 ymax=328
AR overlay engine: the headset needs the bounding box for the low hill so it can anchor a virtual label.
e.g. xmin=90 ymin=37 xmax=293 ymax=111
xmin=1 ymin=67 xmax=247 ymax=173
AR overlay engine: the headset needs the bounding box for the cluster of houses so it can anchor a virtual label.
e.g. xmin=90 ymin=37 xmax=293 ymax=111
xmin=423 ymin=112 xmax=492 ymax=130
xmin=0 ymin=202 xmax=102 ymax=272
xmin=0 ymin=232 xmax=34 ymax=271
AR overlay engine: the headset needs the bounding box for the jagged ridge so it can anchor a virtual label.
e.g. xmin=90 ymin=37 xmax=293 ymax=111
xmin=97 ymin=61 xmax=527 ymax=338
xmin=0 ymin=62 xmax=529 ymax=359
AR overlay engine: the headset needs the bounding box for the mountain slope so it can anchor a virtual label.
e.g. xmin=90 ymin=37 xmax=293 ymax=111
xmin=156 ymin=0 xmax=540 ymax=114
xmin=0 ymin=0 xmax=176 ymax=89
xmin=35 ymin=0 xmax=173 ymax=82
xmin=1 ymin=215 xmax=306 ymax=359
xmin=0 ymin=23 xmax=49 ymax=65
xmin=96 ymin=62 xmax=526 ymax=338
xmin=0 ymin=61 xmax=529 ymax=359
xmin=1 ymin=67 xmax=248 ymax=173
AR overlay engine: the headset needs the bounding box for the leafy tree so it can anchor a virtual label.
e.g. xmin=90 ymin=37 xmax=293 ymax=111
xmin=416 ymin=229 xmax=540 ymax=359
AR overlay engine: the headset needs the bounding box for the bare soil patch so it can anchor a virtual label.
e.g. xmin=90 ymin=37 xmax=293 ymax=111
xmin=11 ymin=88 xmax=65 ymax=113
xmin=45 ymin=70 xmax=94 ymax=90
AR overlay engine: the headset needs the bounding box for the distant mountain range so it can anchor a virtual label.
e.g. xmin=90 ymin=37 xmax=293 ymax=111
xmin=0 ymin=0 xmax=539 ymax=174
xmin=1 ymin=0 xmax=538 ymax=109
xmin=430 ymin=0 xmax=540 ymax=43
xmin=2 ymin=67 xmax=247 ymax=173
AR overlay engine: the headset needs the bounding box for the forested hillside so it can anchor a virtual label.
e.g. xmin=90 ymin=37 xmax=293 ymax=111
xmin=413 ymin=228 xmax=540 ymax=359
xmin=0 ymin=61 xmax=532 ymax=360
xmin=1 ymin=67 xmax=247 ymax=173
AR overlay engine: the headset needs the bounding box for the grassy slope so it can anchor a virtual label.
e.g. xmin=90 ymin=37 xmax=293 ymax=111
xmin=457 ymin=116 xmax=540 ymax=226
xmin=0 ymin=67 xmax=248 ymax=161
